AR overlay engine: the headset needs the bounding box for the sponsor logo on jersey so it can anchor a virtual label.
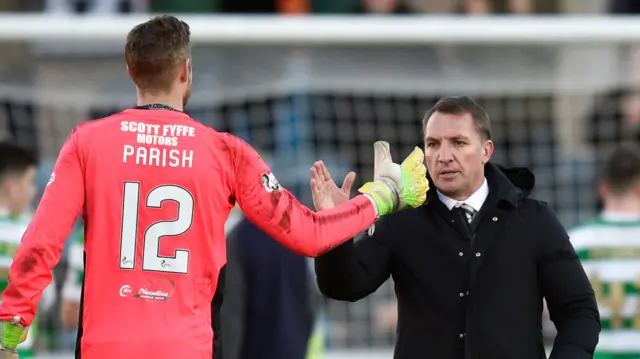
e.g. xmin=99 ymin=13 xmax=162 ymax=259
xmin=118 ymin=278 xmax=176 ymax=301
xmin=47 ymin=172 xmax=55 ymax=186
xmin=119 ymin=285 xmax=132 ymax=297
xmin=261 ymin=172 xmax=282 ymax=193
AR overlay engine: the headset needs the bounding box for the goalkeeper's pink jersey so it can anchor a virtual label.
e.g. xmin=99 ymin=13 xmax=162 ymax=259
xmin=0 ymin=107 xmax=376 ymax=359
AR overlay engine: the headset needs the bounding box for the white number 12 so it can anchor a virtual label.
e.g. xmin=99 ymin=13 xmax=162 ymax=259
xmin=119 ymin=182 xmax=193 ymax=274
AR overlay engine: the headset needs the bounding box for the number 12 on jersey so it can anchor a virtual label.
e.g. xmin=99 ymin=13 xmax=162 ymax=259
xmin=119 ymin=181 xmax=194 ymax=274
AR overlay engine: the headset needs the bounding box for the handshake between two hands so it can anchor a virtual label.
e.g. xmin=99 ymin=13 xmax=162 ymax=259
xmin=310 ymin=141 xmax=430 ymax=215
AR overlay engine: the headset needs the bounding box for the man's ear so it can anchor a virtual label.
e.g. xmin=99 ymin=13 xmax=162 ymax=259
xmin=179 ymin=59 xmax=191 ymax=84
xmin=481 ymin=140 xmax=494 ymax=164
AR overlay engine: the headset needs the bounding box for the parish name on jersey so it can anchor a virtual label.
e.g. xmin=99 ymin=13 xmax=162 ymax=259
xmin=120 ymin=121 xmax=195 ymax=168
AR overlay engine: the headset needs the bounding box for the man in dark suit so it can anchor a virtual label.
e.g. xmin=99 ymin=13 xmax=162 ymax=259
xmin=311 ymin=96 xmax=600 ymax=359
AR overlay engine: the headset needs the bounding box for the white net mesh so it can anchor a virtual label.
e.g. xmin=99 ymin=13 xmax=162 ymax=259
xmin=1 ymin=18 xmax=635 ymax=357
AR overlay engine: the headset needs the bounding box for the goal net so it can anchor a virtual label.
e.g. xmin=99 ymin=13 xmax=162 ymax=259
xmin=0 ymin=14 xmax=635 ymax=359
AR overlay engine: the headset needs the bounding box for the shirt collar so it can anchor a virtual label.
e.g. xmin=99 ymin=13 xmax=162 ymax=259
xmin=600 ymin=211 xmax=640 ymax=223
xmin=437 ymin=178 xmax=489 ymax=212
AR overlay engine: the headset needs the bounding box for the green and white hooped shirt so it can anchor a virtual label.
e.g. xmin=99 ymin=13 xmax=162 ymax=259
xmin=0 ymin=210 xmax=36 ymax=356
xmin=570 ymin=213 xmax=640 ymax=357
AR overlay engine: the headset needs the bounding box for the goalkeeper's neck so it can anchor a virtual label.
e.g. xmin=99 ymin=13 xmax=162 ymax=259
xmin=136 ymin=89 xmax=184 ymax=112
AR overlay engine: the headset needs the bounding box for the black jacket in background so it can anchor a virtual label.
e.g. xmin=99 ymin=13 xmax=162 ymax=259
xmin=315 ymin=163 xmax=600 ymax=359
xmin=230 ymin=218 xmax=316 ymax=359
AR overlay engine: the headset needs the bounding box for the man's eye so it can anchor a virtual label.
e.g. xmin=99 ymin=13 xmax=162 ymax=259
xmin=455 ymin=141 xmax=465 ymax=146
xmin=426 ymin=143 xmax=435 ymax=148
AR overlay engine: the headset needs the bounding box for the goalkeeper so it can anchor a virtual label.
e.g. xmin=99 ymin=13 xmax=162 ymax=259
xmin=0 ymin=16 xmax=429 ymax=359
xmin=312 ymin=96 xmax=599 ymax=359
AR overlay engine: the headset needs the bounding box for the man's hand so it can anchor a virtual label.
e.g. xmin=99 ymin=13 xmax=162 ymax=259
xmin=61 ymin=300 xmax=80 ymax=329
xmin=358 ymin=141 xmax=429 ymax=216
xmin=309 ymin=161 xmax=356 ymax=211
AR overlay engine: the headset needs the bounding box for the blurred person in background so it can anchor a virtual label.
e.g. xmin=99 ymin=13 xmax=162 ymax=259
xmin=570 ymin=144 xmax=640 ymax=359
xmin=464 ymin=0 xmax=558 ymax=13
xmin=466 ymin=0 xmax=531 ymax=13
xmin=222 ymin=174 xmax=324 ymax=359
xmin=311 ymin=96 xmax=600 ymax=359
xmin=587 ymin=89 xmax=640 ymax=163
xmin=356 ymin=0 xmax=412 ymax=13
xmin=44 ymin=0 xmax=147 ymax=13
xmin=58 ymin=230 xmax=84 ymax=351
xmin=0 ymin=141 xmax=55 ymax=358
xmin=220 ymin=204 xmax=246 ymax=359
xmin=220 ymin=0 xmax=309 ymax=13
xmin=609 ymin=0 xmax=640 ymax=13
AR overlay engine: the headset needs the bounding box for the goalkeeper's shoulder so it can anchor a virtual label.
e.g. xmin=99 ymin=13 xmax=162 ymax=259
xmin=215 ymin=133 xmax=266 ymax=171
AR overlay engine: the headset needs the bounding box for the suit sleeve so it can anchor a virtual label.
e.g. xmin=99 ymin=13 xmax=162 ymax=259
xmin=314 ymin=218 xmax=392 ymax=302
xmin=227 ymin=135 xmax=377 ymax=257
xmin=0 ymin=129 xmax=85 ymax=326
xmin=537 ymin=202 xmax=600 ymax=359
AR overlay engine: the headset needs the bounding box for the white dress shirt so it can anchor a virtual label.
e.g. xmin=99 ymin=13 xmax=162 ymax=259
xmin=437 ymin=178 xmax=489 ymax=213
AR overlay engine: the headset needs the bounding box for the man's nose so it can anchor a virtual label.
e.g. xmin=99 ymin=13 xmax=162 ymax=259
xmin=438 ymin=145 xmax=454 ymax=163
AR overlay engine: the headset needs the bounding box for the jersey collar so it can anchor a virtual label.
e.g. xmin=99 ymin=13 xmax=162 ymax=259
xmin=437 ymin=177 xmax=489 ymax=212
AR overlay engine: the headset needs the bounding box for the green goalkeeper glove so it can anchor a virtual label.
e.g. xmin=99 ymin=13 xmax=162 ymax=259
xmin=358 ymin=141 xmax=430 ymax=217
xmin=0 ymin=316 xmax=28 ymax=356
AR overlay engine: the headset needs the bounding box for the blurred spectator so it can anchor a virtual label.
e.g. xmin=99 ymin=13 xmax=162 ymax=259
xmin=0 ymin=141 xmax=56 ymax=356
xmin=609 ymin=0 xmax=640 ymax=13
xmin=568 ymin=144 xmax=640 ymax=358
xmin=226 ymin=201 xmax=320 ymax=359
xmin=220 ymin=206 xmax=246 ymax=359
xmin=151 ymin=0 xmax=217 ymax=13
xmin=586 ymin=89 xmax=640 ymax=163
xmin=464 ymin=0 xmax=557 ymax=14
xmin=466 ymin=0 xmax=532 ymax=14
xmin=220 ymin=0 xmax=309 ymax=13
xmin=44 ymin=0 xmax=147 ymax=13
xmin=373 ymin=299 xmax=397 ymax=334
xmin=357 ymin=0 xmax=412 ymax=13
xmin=58 ymin=230 xmax=84 ymax=352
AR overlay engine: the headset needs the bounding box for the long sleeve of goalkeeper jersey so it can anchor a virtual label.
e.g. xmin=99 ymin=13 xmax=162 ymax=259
xmin=0 ymin=129 xmax=84 ymax=326
xmin=227 ymin=135 xmax=377 ymax=257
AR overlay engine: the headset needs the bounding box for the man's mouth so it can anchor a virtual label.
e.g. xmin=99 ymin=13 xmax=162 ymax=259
xmin=439 ymin=170 xmax=459 ymax=178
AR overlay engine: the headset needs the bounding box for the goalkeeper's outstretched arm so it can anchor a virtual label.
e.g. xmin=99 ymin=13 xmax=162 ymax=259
xmin=226 ymin=134 xmax=379 ymax=257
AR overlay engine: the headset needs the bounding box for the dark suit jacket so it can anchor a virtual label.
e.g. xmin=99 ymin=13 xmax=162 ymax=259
xmin=315 ymin=163 xmax=600 ymax=359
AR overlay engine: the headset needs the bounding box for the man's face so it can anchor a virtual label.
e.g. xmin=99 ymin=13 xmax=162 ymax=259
xmin=424 ymin=112 xmax=493 ymax=200
xmin=5 ymin=166 xmax=36 ymax=217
